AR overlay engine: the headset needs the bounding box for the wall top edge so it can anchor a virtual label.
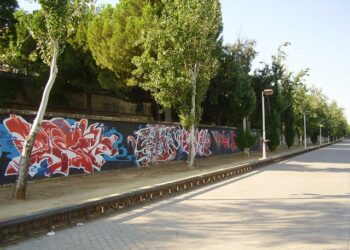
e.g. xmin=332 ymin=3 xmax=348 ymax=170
xmin=0 ymin=108 xmax=239 ymax=130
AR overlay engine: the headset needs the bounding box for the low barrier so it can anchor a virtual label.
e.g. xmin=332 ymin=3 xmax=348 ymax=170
xmin=0 ymin=142 xmax=336 ymax=246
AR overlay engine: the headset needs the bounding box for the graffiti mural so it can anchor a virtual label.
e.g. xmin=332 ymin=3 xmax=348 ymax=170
xmin=0 ymin=113 xmax=258 ymax=184
xmin=211 ymin=130 xmax=238 ymax=152
xmin=128 ymin=124 xmax=211 ymax=166
xmin=2 ymin=115 xmax=120 ymax=177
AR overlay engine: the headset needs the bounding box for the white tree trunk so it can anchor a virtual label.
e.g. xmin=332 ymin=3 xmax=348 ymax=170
xmin=243 ymin=116 xmax=250 ymax=157
xmin=14 ymin=41 xmax=59 ymax=199
xmin=243 ymin=117 xmax=247 ymax=132
xmin=188 ymin=62 xmax=199 ymax=169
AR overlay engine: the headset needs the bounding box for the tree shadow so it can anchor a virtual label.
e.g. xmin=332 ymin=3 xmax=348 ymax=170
xmin=10 ymin=141 xmax=350 ymax=249
xmin=17 ymin=173 xmax=347 ymax=249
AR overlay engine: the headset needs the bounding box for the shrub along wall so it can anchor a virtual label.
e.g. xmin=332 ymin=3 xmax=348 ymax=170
xmin=0 ymin=110 xmax=260 ymax=184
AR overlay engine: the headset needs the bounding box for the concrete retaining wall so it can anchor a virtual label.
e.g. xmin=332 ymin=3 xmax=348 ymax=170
xmin=0 ymin=110 xmax=258 ymax=184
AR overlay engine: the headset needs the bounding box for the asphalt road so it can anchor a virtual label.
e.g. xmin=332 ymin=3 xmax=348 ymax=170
xmin=7 ymin=141 xmax=350 ymax=250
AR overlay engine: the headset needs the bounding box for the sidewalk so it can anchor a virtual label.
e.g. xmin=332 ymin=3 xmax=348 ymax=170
xmin=0 ymin=145 xmax=307 ymax=220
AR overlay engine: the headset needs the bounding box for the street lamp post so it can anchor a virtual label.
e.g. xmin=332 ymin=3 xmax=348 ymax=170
xmin=304 ymin=112 xmax=307 ymax=149
xmin=319 ymin=124 xmax=323 ymax=147
xmin=303 ymin=111 xmax=309 ymax=149
xmin=262 ymin=88 xmax=274 ymax=160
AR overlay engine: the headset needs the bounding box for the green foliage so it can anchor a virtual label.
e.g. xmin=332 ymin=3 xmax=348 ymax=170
xmin=2 ymin=10 xmax=48 ymax=73
xmin=283 ymin=106 xmax=296 ymax=148
xmin=133 ymin=0 xmax=222 ymax=128
xmin=55 ymin=44 xmax=100 ymax=92
xmin=0 ymin=0 xmax=18 ymax=31
xmin=26 ymin=0 xmax=92 ymax=65
xmin=203 ymin=39 xmax=257 ymax=126
xmin=267 ymin=110 xmax=281 ymax=151
xmin=280 ymin=72 xmax=297 ymax=148
xmin=0 ymin=0 xmax=18 ymax=49
xmin=86 ymin=0 xmax=159 ymax=107
xmin=235 ymin=128 xmax=258 ymax=152
xmin=323 ymin=100 xmax=349 ymax=138
xmin=1 ymin=1 xmax=349 ymax=138
xmin=252 ymin=42 xmax=299 ymax=151
xmin=291 ymin=69 xmax=309 ymax=141
xmin=87 ymin=0 xmax=158 ymax=86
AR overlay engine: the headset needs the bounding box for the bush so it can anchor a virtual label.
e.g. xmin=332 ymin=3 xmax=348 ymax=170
xmin=284 ymin=106 xmax=296 ymax=148
xmin=267 ymin=110 xmax=280 ymax=152
xmin=235 ymin=128 xmax=258 ymax=153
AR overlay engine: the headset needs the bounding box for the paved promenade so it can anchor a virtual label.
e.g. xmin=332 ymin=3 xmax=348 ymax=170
xmin=7 ymin=142 xmax=350 ymax=249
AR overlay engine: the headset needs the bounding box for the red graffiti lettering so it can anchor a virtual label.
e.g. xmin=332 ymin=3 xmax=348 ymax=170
xmin=4 ymin=115 xmax=119 ymax=177
xmin=211 ymin=130 xmax=238 ymax=151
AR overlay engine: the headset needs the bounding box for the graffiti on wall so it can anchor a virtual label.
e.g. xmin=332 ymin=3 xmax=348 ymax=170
xmin=211 ymin=130 xmax=238 ymax=151
xmin=1 ymin=115 xmax=121 ymax=177
xmin=128 ymin=124 xmax=211 ymax=166
xmin=0 ymin=114 xmax=245 ymax=183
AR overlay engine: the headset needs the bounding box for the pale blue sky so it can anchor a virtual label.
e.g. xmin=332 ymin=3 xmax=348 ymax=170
xmin=18 ymin=0 xmax=350 ymax=121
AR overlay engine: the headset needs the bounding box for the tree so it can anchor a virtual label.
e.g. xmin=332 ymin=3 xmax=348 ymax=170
xmin=0 ymin=0 xmax=18 ymax=49
xmin=1 ymin=9 xmax=45 ymax=72
xmin=283 ymin=104 xmax=296 ymax=148
xmin=0 ymin=0 xmax=20 ymax=76
xmin=87 ymin=0 xmax=164 ymax=119
xmin=251 ymin=63 xmax=283 ymax=152
xmin=235 ymin=128 xmax=258 ymax=156
xmin=252 ymin=43 xmax=290 ymax=151
xmin=13 ymin=0 xmax=91 ymax=200
xmin=325 ymin=100 xmax=349 ymax=139
xmin=281 ymin=75 xmax=297 ymax=148
xmin=307 ymin=87 xmax=328 ymax=144
xmin=87 ymin=0 xmax=158 ymax=86
xmin=291 ymin=69 xmax=309 ymax=145
xmin=203 ymin=39 xmax=257 ymax=127
xmin=133 ymin=0 xmax=222 ymax=168
xmin=56 ymin=6 xmax=104 ymax=114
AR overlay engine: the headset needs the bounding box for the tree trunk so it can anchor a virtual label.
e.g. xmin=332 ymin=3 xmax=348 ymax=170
xmin=188 ymin=123 xmax=196 ymax=169
xmin=243 ymin=116 xmax=250 ymax=157
xmin=154 ymin=102 xmax=161 ymax=121
xmin=188 ymin=62 xmax=199 ymax=169
xmin=243 ymin=117 xmax=247 ymax=132
xmin=164 ymin=108 xmax=172 ymax=122
xmin=13 ymin=41 xmax=59 ymax=200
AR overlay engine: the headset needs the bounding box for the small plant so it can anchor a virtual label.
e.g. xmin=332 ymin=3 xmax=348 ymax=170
xmin=235 ymin=128 xmax=258 ymax=155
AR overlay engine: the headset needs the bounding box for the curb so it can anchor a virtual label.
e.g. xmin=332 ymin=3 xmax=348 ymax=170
xmin=0 ymin=142 xmax=337 ymax=246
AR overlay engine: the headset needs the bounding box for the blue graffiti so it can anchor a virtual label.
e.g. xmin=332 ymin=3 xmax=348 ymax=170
xmin=0 ymin=124 xmax=19 ymax=159
xmin=104 ymin=127 xmax=135 ymax=162
xmin=29 ymin=159 xmax=50 ymax=177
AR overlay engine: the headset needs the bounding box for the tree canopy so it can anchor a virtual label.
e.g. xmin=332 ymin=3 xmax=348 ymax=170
xmin=87 ymin=0 xmax=157 ymax=86
xmin=133 ymin=0 xmax=222 ymax=127
xmin=133 ymin=0 xmax=222 ymax=167
xmin=1 ymin=0 xmax=349 ymax=158
xmin=203 ymin=39 xmax=256 ymax=126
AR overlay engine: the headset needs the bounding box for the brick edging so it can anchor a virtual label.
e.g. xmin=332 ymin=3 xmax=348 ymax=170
xmin=0 ymin=142 xmax=338 ymax=246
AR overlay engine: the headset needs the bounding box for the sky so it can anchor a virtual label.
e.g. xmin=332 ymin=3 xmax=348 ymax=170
xmin=18 ymin=0 xmax=350 ymax=122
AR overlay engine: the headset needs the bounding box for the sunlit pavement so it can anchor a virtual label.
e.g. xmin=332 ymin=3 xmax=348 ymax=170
xmin=7 ymin=142 xmax=350 ymax=250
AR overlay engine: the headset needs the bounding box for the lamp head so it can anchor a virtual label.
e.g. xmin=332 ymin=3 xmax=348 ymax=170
xmin=263 ymin=89 xmax=274 ymax=96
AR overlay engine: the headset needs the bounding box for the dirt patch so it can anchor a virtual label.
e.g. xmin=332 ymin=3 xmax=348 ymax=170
xmin=0 ymin=146 xmax=301 ymax=220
